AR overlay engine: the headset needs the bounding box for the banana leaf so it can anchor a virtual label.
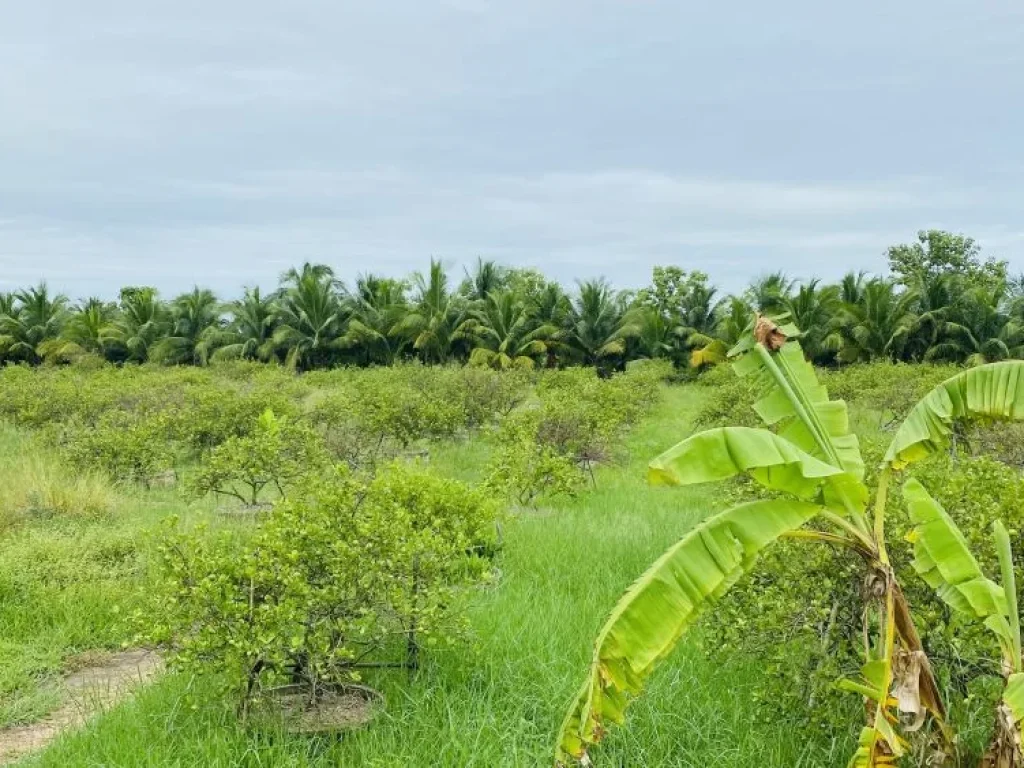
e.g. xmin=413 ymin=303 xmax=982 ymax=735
xmin=647 ymin=427 xmax=844 ymax=499
xmin=903 ymin=479 xmax=1012 ymax=648
xmin=885 ymin=361 xmax=1024 ymax=470
xmin=1005 ymin=673 xmax=1024 ymax=724
xmin=732 ymin=338 xmax=865 ymax=485
xmin=555 ymin=499 xmax=822 ymax=765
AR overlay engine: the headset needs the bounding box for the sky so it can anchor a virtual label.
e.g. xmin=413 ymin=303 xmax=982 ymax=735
xmin=1 ymin=1 xmax=1023 ymax=300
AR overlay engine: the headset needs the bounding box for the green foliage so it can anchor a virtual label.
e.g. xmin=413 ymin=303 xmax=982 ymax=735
xmin=483 ymin=366 xmax=664 ymax=507
xmin=484 ymin=410 xmax=584 ymax=507
xmin=556 ymin=498 xmax=823 ymax=765
xmin=0 ymin=231 xmax=1022 ymax=372
xmin=143 ymin=465 xmax=499 ymax=710
xmin=62 ymin=412 xmax=178 ymax=486
xmin=888 ymin=229 xmax=1007 ymax=292
xmin=184 ymin=410 xmax=328 ymax=506
xmin=691 ymin=362 xmax=761 ymax=429
xmin=556 ymin=328 xmax=1024 ymax=766
xmin=822 ymin=362 xmax=961 ymax=428
xmin=701 ymin=379 xmax=1024 ymax=745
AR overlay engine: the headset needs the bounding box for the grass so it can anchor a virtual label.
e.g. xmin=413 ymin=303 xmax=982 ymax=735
xmin=2 ymin=384 xmax=854 ymax=767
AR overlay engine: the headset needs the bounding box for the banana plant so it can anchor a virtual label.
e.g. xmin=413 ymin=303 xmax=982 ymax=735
xmin=555 ymin=315 xmax=1024 ymax=767
xmin=904 ymin=480 xmax=1024 ymax=767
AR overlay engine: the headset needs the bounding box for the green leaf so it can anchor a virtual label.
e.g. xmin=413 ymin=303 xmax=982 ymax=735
xmin=555 ymin=499 xmax=823 ymax=765
xmin=847 ymin=712 xmax=906 ymax=767
xmin=884 ymin=361 xmax=1024 ymax=470
xmin=903 ymin=479 xmax=1011 ymax=645
xmin=1004 ymin=673 xmax=1024 ymax=723
xmin=733 ymin=339 xmax=865 ymax=485
xmin=647 ymin=427 xmax=846 ymax=499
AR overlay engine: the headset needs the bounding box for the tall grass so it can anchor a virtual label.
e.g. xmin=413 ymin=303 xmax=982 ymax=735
xmin=0 ymin=426 xmax=116 ymax=532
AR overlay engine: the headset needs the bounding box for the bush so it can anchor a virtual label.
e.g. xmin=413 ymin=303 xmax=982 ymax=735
xmin=692 ymin=363 xmax=762 ymax=429
xmin=168 ymin=385 xmax=300 ymax=452
xmin=143 ymin=465 xmax=499 ymax=712
xmin=61 ymin=412 xmax=178 ymax=486
xmin=485 ymin=366 xmax=665 ymax=506
xmin=822 ymin=362 xmax=961 ymax=428
xmin=184 ymin=410 xmax=328 ymax=507
xmin=451 ymin=366 xmax=531 ymax=429
xmin=485 ymin=410 xmax=584 ymax=507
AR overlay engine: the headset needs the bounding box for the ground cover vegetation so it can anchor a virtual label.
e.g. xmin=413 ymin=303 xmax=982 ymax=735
xmin=0 ymin=354 xmax=1021 ymax=765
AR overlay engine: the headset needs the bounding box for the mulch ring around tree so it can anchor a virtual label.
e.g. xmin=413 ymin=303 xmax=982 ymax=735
xmin=250 ymin=684 xmax=384 ymax=735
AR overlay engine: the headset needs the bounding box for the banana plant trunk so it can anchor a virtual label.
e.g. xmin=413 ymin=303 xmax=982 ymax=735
xmin=981 ymin=702 xmax=1024 ymax=768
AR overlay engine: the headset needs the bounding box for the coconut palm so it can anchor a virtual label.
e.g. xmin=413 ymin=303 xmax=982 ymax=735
xmin=0 ymin=283 xmax=70 ymax=363
xmin=271 ymin=272 xmax=346 ymax=369
xmin=839 ymin=270 xmax=870 ymax=306
xmin=394 ymin=259 xmax=467 ymax=364
xmin=563 ymin=279 xmax=640 ymax=368
xmin=782 ymin=279 xmax=842 ymax=363
xmin=209 ymin=287 xmax=278 ymax=363
xmin=835 ymin=279 xmax=917 ymax=363
xmin=634 ymin=309 xmax=681 ymax=361
xmin=280 ymin=262 xmax=339 ymax=290
xmin=901 ymin=272 xmax=955 ymax=361
xmin=100 ymin=287 xmax=170 ymax=363
xmin=462 ymin=258 xmax=507 ymax=302
xmin=745 ymin=272 xmax=793 ymax=314
xmin=925 ymin=286 xmax=1024 ymax=366
xmin=337 ymin=275 xmax=410 ymax=365
xmin=152 ymin=287 xmax=223 ymax=365
xmin=459 ymin=290 xmax=556 ymax=370
xmin=528 ymin=283 xmax=572 ymax=367
xmin=689 ymin=295 xmax=754 ymax=368
xmin=43 ymin=297 xmax=116 ymax=362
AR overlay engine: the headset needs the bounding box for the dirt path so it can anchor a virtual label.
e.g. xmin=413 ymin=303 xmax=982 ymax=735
xmin=0 ymin=650 xmax=163 ymax=766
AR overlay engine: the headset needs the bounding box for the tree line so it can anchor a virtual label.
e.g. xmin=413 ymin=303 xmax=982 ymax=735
xmin=1 ymin=230 xmax=1021 ymax=371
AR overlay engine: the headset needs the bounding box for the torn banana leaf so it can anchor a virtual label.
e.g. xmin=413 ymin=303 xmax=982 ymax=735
xmin=903 ymin=479 xmax=1012 ymax=652
xmin=885 ymin=361 xmax=1024 ymax=470
xmin=555 ymin=499 xmax=822 ymax=765
xmin=647 ymin=426 xmax=845 ymax=499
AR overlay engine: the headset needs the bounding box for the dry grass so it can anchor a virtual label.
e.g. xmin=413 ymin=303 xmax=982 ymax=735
xmin=0 ymin=430 xmax=117 ymax=531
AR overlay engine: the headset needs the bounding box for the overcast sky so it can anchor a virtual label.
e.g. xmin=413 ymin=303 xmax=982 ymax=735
xmin=2 ymin=1 xmax=1023 ymax=299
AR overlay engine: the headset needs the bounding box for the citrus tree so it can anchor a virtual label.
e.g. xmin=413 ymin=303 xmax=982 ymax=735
xmin=556 ymin=316 xmax=1024 ymax=767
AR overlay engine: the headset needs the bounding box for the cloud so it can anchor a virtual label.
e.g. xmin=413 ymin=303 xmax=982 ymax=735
xmin=0 ymin=1 xmax=1022 ymax=297
xmin=2 ymin=167 xmax=1015 ymax=297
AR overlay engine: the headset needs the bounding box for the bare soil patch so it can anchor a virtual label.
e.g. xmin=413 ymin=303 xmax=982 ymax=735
xmin=0 ymin=649 xmax=163 ymax=765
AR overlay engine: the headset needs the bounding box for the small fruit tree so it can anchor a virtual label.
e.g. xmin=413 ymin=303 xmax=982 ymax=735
xmin=184 ymin=409 xmax=327 ymax=507
xmin=145 ymin=464 xmax=499 ymax=716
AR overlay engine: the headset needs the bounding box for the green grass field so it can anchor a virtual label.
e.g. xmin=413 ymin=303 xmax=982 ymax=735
xmin=4 ymin=385 xmax=854 ymax=767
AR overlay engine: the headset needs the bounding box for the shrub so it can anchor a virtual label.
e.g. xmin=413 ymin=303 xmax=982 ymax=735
xmin=184 ymin=410 xmax=328 ymax=507
xmin=822 ymin=362 xmax=961 ymax=428
xmin=691 ymin=363 xmax=761 ymax=429
xmin=61 ymin=412 xmax=178 ymax=487
xmin=452 ymin=366 xmax=531 ymax=429
xmin=143 ymin=465 xmax=499 ymax=713
xmin=167 ymin=385 xmax=299 ymax=452
xmin=484 ymin=410 xmax=585 ymax=507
